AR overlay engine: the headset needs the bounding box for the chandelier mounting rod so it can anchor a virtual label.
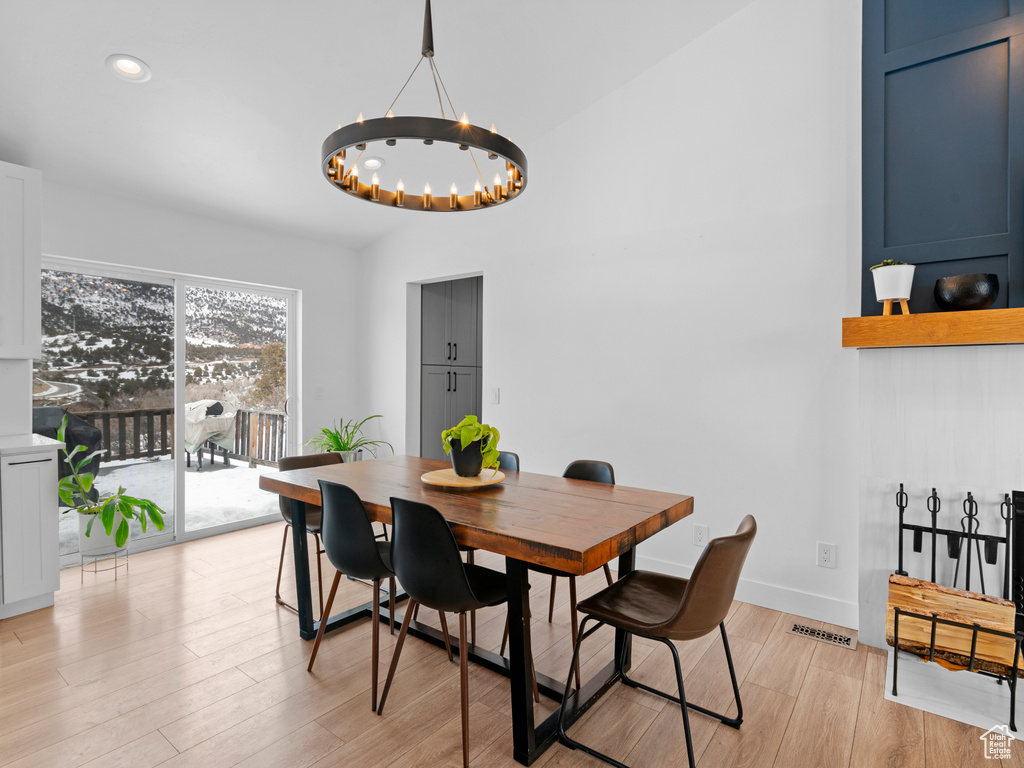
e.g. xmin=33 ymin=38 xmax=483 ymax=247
xmin=422 ymin=0 xmax=435 ymax=58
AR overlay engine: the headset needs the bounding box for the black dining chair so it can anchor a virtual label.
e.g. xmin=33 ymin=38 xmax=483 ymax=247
xmin=557 ymin=516 xmax=757 ymax=768
xmin=497 ymin=451 xmax=520 ymax=471
xmin=378 ymin=497 xmax=509 ymax=768
xmin=501 ymin=459 xmax=616 ymax=687
xmin=275 ymin=452 xmax=344 ymax=619
xmin=307 ymin=481 xmax=397 ymax=711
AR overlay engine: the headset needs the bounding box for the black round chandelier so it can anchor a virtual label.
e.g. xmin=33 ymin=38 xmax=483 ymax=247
xmin=321 ymin=0 xmax=527 ymax=213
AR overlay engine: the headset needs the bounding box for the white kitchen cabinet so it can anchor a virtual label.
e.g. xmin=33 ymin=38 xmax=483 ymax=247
xmin=0 ymin=434 xmax=61 ymax=617
xmin=0 ymin=160 xmax=42 ymax=360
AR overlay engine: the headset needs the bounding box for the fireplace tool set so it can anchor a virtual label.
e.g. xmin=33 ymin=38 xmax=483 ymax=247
xmin=889 ymin=485 xmax=1024 ymax=729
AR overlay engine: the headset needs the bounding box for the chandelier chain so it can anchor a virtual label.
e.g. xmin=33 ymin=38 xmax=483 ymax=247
xmin=430 ymin=57 xmax=492 ymax=198
xmin=428 ymin=57 xmax=447 ymax=119
xmin=384 ymin=56 xmax=426 ymax=117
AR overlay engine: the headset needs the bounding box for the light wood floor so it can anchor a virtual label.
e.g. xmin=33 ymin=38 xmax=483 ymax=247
xmin=0 ymin=523 xmax=1017 ymax=768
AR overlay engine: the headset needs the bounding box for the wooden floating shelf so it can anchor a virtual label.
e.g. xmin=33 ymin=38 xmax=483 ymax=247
xmin=842 ymin=307 xmax=1024 ymax=349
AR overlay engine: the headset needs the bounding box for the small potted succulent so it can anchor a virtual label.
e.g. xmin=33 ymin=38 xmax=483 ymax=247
xmin=305 ymin=415 xmax=394 ymax=462
xmin=869 ymin=259 xmax=916 ymax=303
xmin=56 ymin=415 xmax=166 ymax=552
xmin=441 ymin=415 xmax=500 ymax=478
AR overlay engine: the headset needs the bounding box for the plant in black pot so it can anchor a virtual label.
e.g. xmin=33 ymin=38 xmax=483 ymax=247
xmin=441 ymin=415 xmax=500 ymax=478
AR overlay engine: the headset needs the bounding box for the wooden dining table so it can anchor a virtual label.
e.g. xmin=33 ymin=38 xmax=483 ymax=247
xmin=259 ymin=455 xmax=693 ymax=765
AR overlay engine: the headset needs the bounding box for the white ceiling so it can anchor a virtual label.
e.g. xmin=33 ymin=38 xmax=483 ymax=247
xmin=0 ymin=0 xmax=752 ymax=250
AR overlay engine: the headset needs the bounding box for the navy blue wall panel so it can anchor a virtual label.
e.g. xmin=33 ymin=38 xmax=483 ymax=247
xmin=862 ymin=1 xmax=1024 ymax=315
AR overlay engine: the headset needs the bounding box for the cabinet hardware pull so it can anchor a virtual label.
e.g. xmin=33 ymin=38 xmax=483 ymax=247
xmin=453 ymin=371 xmax=457 ymax=391
xmin=8 ymin=457 xmax=54 ymax=466
xmin=447 ymin=342 xmax=451 ymax=360
xmin=453 ymin=343 xmax=457 ymax=360
xmin=447 ymin=371 xmax=451 ymax=391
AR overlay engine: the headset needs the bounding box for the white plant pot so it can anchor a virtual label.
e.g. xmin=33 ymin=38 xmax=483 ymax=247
xmin=339 ymin=449 xmax=364 ymax=463
xmin=78 ymin=511 xmax=127 ymax=554
xmin=871 ymin=264 xmax=916 ymax=302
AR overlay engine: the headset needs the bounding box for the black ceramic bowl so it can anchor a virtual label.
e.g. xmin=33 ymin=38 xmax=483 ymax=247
xmin=934 ymin=273 xmax=999 ymax=311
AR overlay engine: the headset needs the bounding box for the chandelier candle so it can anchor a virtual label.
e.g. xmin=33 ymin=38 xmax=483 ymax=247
xmin=423 ymin=184 xmax=432 ymax=209
xmin=473 ymin=180 xmax=482 ymax=208
xmin=371 ymin=174 xmax=380 ymax=201
xmin=449 ymin=183 xmax=458 ymax=209
xmin=396 ymin=179 xmax=405 ymax=207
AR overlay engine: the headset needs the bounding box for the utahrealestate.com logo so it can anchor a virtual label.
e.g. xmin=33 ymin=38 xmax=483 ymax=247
xmin=981 ymin=725 xmax=1016 ymax=759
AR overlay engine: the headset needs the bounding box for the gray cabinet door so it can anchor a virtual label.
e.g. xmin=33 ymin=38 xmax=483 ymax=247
xmin=420 ymin=366 xmax=451 ymax=460
xmin=448 ymin=277 xmax=480 ymax=367
xmin=421 ymin=281 xmax=451 ymax=366
xmin=449 ymin=366 xmax=480 ymax=426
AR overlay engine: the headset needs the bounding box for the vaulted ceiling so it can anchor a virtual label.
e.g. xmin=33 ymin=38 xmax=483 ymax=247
xmin=0 ymin=0 xmax=754 ymax=249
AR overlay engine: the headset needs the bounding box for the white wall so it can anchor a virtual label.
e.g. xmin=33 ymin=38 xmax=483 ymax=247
xmin=40 ymin=181 xmax=364 ymax=445
xmin=356 ymin=0 xmax=864 ymax=626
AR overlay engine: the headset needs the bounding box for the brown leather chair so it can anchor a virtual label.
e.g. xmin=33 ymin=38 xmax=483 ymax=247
xmin=275 ymin=452 xmax=344 ymax=619
xmin=557 ymin=515 xmax=757 ymax=768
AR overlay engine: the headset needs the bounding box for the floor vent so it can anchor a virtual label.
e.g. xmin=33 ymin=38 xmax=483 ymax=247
xmin=785 ymin=623 xmax=858 ymax=650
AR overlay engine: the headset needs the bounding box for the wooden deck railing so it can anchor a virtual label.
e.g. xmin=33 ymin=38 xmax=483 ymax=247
xmin=75 ymin=407 xmax=286 ymax=466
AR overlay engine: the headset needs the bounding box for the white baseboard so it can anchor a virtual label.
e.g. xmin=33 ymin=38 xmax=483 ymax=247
xmin=634 ymin=554 xmax=860 ymax=630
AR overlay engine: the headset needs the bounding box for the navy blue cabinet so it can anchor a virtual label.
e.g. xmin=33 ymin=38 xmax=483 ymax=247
xmin=862 ymin=2 xmax=1024 ymax=314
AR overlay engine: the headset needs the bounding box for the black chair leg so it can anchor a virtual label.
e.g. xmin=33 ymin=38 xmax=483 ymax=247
xmin=664 ymin=638 xmax=697 ymax=768
xmin=620 ymin=625 xmax=744 ymax=729
xmin=603 ymin=563 xmax=614 ymax=585
xmin=307 ymin=571 xmax=342 ymax=672
xmin=378 ymin=598 xmax=417 ymax=716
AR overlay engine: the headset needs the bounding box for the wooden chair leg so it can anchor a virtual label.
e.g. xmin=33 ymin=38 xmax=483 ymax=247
xmin=500 ymin=615 xmax=509 ymax=657
xmin=274 ymin=523 xmax=290 ymax=608
xmin=500 ymin=600 xmax=540 ymax=703
xmin=378 ymin=599 xmax=417 ymax=716
xmin=569 ymin=576 xmax=581 ymax=689
xmin=603 ymin=563 xmax=613 ymax=586
xmin=307 ymin=571 xmax=342 ymax=672
xmin=548 ymin=574 xmax=557 ymax=622
xmin=438 ymin=611 xmax=454 ymax=662
xmin=459 ymin=612 xmax=471 ymax=768
xmin=371 ymin=578 xmax=381 ymax=711
xmin=389 ymin=576 xmax=396 ymax=635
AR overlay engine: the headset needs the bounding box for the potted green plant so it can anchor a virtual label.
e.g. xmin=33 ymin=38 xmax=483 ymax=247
xmin=869 ymin=259 xmax=916 ymax=303
xmin=56 ymin=415 xmax=166 ymax=552
xmin=441 ymin=415 xmax=500 ymax=477
xmin=305 ymin=415 xmax=394 ymax=462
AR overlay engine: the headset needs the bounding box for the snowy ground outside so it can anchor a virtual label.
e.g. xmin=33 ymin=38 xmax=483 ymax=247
xmin=60 ymin=455 xmax=279 ymax=555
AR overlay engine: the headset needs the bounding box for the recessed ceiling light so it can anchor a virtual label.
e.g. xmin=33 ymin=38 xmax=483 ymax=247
xmin=362 ymin=157 xmax=385 ymax=171
xmin=105 ymin=54 xmax=152 ymax=83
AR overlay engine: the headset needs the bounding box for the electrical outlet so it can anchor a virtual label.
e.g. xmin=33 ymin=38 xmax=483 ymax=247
xmin=490 ymin=387 xmax=500 ymax=405
xmin=817 ymin=541 xmax=836 ymax=569
xmin=693 ymin=523 xmax=709 ymax=548
xmin=315 ymin=386 xmax=325 ymax=401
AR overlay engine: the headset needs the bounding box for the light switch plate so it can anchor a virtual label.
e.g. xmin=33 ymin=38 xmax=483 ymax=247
xmin=490 ymin=387 xmax=500 ymax=404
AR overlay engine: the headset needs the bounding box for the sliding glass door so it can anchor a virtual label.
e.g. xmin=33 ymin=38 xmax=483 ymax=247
xmin=181 ymin=282 xmax=290 ymax=533
xmin=39 ymin=267 xmax=176 ymax=556
xmin=42 ymin=258 xmax=297 ymax=559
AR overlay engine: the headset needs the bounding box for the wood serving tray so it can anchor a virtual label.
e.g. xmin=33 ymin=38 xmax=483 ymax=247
xmin=421 ymin=468 xmax=505 ymax=489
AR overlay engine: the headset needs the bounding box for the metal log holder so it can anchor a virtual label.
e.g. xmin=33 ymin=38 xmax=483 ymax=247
xmin=890 ymin=484 xmax=1024 ymax=730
